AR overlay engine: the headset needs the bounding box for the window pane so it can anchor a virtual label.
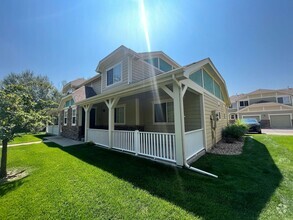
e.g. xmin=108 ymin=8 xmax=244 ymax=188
xmin=190 ymin=70 xmax=203 ymax=86
xmin=144 ymin=58 xmax=159 ymax=68
xmin=113 ymin=64 xmax=121 ymax=83
xmin=167 ymin=102 xmax=174 ymax=122
xmin=107 ymin=68 xmax=114 ymax=85
xmin=154 ymin=103 xmax=166 ymax=122
xmin=203 ymin=70 xmax=214 ymax=94
xmin=159 ymin=58 xmax=172 ymax=72
xmin=115 ymin=107 xmax=124 ymax=124
xmin=214 ymin=82 xmax=221 ymax=99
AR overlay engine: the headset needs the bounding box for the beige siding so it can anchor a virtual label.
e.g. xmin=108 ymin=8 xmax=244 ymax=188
xmin=204 ymin=93 xmax=228 ymax=150
xmin=132 ymin=59 xmax=163 ymax=83
xmin=141 ymin=93 xmax=174 ymax=133
xmin=90 ymin=78 xmax=101 ymax=94
xmin=250 ymin=97 xmax=276 ymax=104
xmin=184 ymin=91 xmax=201 ymax=131
xmin=101 ymin=54 xmax=128 ymax=92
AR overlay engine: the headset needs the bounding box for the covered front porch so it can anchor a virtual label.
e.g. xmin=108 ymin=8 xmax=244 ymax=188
xmin=79 ymin=78 xmax=206 ymax=166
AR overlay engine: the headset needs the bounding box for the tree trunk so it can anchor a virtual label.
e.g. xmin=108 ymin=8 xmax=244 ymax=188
xmin=0 ymin=139 xmax=8 ymax=178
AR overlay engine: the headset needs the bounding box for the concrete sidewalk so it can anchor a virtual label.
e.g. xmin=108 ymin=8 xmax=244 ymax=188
xmin=44 ymin=136 xmax=84 ymax=147
xmin=262 ymin=129 xmax=293 ymax=136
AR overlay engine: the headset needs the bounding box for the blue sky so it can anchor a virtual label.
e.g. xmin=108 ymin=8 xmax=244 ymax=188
xmin=0 ymin=0 xmax=292 ymax=95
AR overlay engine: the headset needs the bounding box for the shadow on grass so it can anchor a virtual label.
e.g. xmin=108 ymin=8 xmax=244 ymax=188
xmin=0 ymin=177 xmax=27 ymax=197
xmin=49 ymin=137 xmax=282 ymax=220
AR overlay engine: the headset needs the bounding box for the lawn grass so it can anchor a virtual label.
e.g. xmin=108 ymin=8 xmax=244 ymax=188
xmin=0 ymin=134 xmax=292 ymax=219
xmin=8 ymin=133 xmax=47 ymax=145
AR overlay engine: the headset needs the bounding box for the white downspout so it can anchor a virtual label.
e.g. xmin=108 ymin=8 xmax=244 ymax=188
xmin=173 ymin=74 xmax=218 ymax=179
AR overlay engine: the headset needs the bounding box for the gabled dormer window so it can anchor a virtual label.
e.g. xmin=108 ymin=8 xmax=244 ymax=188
xmin=107 ymin=63 xmax=122 ymax=86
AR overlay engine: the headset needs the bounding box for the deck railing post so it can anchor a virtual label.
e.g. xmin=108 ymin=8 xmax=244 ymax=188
xmin=134 ymin=130 xmax=140 ymax=155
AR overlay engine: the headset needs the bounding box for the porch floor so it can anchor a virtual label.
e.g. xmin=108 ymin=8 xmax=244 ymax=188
xmin=44 ymin=136 xmax=84 ymax=147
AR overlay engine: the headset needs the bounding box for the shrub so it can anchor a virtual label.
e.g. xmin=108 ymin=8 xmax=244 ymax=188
xmin=222 ymin=120 xmax=248 ymax=143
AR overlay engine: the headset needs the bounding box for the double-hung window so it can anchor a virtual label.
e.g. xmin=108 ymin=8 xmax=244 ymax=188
xmin=154 ymin=101 xmax=174 ymax=123
xmin=114 ymin=106 xmax=125 ymax=124
xmin=72 ymin=107 xmax=77 ymax=126
xmin=107 ymin=63 xmax=122 ymax=86
xmin=64 ymin=110 xmax=68 ymax=126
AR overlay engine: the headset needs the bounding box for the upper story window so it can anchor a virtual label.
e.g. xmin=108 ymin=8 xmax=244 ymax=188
xmin=239 ymin=100 xmax=249 ymax=107
xmin=190 ymin=68 xmax=224 ymax=101
xmin=144 ymin=57 xmax=173 ymax=72
xmin=154 ymin=101 xmax=174 ymax=123
xmin=277 ymin=96 xmax=291 ymax=104
xmin=65 ymin=99 xmax=74 ymax=108
xmin=107 ymin=63 xmax=122 ymax=86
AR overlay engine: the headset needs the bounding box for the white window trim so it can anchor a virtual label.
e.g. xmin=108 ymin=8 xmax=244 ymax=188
xmin=152 ymin=99 xmax=174 ymax=125
xmin=71 ymin=106 xmax=77 ymax=126
xmin=64 ymin=109 xmax=68 ymax=126
xmin=114 ymin=104 xmax=126 ymax=125
xmin=106 ymin=62 xmax=123 ymax=88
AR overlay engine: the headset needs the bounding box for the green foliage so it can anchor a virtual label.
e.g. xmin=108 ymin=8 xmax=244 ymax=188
xmin=0 ymin=85 xmax=48 ymax=142
xmin=2 ymin=70 xmax=61 ymax=111
xmin=222 ymin=120 xmax=248 ymax=143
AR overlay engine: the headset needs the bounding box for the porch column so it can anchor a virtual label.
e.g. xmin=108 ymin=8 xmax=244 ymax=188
xmin=172 ymin=81 xmax=186 ymax=166
xmin=83 ymin=104 xmax=92 ymax=142
xmin=105 ymin=98 xmax=120 ymax=148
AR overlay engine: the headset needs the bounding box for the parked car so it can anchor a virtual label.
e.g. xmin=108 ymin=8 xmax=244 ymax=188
xmin=242 ymin=118 xmax=262 ymax=134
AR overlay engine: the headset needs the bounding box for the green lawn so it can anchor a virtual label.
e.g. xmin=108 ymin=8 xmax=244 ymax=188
xmin=0 ymin=135 xmax=292 ymax=219
xmin=8 ymin=133 xmax=48 ymax=145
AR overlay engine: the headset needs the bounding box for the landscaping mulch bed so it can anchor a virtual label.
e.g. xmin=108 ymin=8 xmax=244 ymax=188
xmin=208 ymin=140 xmax=244 ymax=155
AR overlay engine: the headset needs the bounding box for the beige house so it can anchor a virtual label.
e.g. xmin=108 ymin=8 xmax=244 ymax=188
xmin=47 ymin=45 xmax=230 ymax=168
xmin=229 ymin=89 xmax=293 ymax=128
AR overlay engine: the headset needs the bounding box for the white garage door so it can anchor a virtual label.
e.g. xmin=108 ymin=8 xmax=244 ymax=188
xmin=270 ymin=115 xmax=292 ymax=128
xmin=242 ymin=115 xmax=261 ymax=121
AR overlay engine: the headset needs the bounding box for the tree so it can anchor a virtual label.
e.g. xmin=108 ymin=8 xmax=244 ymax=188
xmin=0 ymin=71 xmax=61 ymax=178
xmin=2 ymin=70 xmax=61 ymax=110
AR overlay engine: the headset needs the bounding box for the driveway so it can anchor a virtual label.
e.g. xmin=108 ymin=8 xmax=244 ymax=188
xmin=262 ymin=129 xmax=293 ymax=135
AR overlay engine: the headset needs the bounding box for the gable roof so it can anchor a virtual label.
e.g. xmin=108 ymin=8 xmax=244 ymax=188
xmin=72 ymin=86 xmax=97 ymax=103
xmin=62 ymin=78 xmax=86 ymax=93
xmin=183 ymin=58 xmax=230 ymax=105
xmin=138 ymin=51 xmax=181 ymax=68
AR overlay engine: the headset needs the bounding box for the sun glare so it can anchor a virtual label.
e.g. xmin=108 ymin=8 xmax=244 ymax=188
xmin=139 ymin=0 xmax=151 ymax=52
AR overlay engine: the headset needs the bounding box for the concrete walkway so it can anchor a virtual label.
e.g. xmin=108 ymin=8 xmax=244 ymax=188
xmin=44 ymin=136 xmax=84 ymax=147
xmin=262 ymin=129 xmax=293 ymax=136
xmin=0 ymin=141 xmax=42 ymax=148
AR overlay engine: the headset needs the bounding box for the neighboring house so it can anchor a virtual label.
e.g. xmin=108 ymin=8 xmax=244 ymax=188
xmin=229 ymin=89 xmax=293 ymax=128
xmin=47 ymin=45 xmax=230 ymax=167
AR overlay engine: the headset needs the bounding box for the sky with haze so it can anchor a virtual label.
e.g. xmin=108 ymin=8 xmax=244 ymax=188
xmin=0 ymin=0 xmax=292 ymax=95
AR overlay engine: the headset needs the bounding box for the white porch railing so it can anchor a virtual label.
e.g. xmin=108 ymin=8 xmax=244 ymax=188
xmin=87 ymin=129 xmax=176 ymax=163
xmin=112 ymin=130 xmax=135 ymax=153
xmin=185 ymin=129 xmax=204 ymax=160
xmin=88 ymin=129 xmax=109 ymax=147
xmin=47 ymin=125 xmax=59 ymax=135
xmin=139 ymin=132 xmax=176 ymax=162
